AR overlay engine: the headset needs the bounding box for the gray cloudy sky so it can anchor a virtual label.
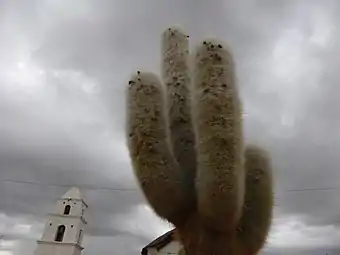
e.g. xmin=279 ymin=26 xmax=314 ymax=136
xmin=1 ymin=0 xmax=340 ymax=254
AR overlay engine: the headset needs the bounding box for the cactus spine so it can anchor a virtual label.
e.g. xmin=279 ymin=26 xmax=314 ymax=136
xmin=125 ymin=27 xmax=274 ymax=255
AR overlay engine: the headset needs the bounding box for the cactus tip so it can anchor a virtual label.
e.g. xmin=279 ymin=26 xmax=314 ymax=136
xmin=163 ymin=25 xmax=188 ymax=38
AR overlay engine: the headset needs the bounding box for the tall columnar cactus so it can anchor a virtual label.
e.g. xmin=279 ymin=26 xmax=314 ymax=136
xmin=126 ymin=27 xmax=274 ymax=255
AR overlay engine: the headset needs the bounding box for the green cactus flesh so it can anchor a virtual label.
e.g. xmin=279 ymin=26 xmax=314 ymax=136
xmin=125 ymin=27 xmax=274 ymax=255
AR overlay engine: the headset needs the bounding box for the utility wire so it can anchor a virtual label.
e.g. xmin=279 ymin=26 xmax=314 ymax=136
xmin=1 ymin=179 xmax=138 ymax=191
xmin=285 ymin=187 xmax=340 ymax=192
xmin=2 ymin=179 xmax=340 ymax=194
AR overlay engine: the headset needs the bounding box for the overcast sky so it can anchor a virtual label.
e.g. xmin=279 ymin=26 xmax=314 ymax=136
xmin=1 ymin=0 xmax=340 ymax=254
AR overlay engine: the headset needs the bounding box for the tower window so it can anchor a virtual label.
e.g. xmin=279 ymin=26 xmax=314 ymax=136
xmin=64 ymin=205 xmax=71 ymax=215
xmin=55 ymin=225 xmax=66 ymax=242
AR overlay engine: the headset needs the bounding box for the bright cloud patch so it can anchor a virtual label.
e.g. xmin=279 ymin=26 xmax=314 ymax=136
xmin=268 ymin=215 xmax=340 ymax=249
xmin=112 ymin=204 xmax=172 ymax=240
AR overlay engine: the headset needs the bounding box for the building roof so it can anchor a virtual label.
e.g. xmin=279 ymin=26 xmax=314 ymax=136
xmin=141 ymin=229 xmax=175 ymax=255
xmin=62 ymin=187 xmax=83 ymax=200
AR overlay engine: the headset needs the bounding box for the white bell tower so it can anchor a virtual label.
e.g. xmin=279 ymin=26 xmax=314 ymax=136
xmin=34 ymin=187 xmax=88 ymax=255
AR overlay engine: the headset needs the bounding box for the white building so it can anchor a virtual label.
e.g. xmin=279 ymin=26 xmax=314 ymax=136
xmin=141 ymin=230 xmax=183 ymax=255
xmin=34 ymin=187 xmax=88 ymax=255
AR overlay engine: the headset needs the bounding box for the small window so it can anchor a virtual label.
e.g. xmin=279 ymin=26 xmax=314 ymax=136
xmin=64 ymin=205 xmax=71 ymax=215
xmin=55 ymin=225 xmax=66 ymax=242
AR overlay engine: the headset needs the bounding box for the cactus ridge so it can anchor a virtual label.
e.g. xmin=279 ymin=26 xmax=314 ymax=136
xmin=125 ymin=27 xmax=274 ymax=255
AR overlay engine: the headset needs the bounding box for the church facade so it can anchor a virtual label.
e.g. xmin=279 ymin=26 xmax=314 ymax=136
xmin=34 ymin=187 xmax=88 ymax=255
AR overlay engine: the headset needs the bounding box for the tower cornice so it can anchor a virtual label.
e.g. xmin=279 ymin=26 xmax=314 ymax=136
xmin=47 ymin=213 xmax=88 ymax=224
xmin=36 ymin=240 xmax=84 ymax=250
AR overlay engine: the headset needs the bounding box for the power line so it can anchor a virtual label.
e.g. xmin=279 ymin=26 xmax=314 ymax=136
xmin=1 ymin=179 xmax=138 ymax=192
xmin=2 ymin=179 xmax=340 ymax=194
xmin=285 ymin=187 xmax=340 ymax=192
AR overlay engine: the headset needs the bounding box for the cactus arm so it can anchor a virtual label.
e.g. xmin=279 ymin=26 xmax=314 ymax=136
xmin=193 ymin=39 xmax=245 ymax=231
xmin=236 ymin=145 xmax=274 ymax=254
xmin=161 ymin=27 xmax=197 ymax=195
xmin=125 ymin=71 xmax=185 ymax=224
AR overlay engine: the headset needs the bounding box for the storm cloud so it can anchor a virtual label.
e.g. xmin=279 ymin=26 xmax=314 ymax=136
xmin=1 ymin=0 xmax=340 ymax=254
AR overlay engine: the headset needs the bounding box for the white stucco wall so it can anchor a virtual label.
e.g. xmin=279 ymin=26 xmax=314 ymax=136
xmin=40 ymin=214 xmax=84 ymax=244
xmin=146 ymin=247 xmax=158 ymax=255
xmin=159 ymin=240 xmax=182 ymax=254
xmin=54 ymin=198 xmax=85 ymax=217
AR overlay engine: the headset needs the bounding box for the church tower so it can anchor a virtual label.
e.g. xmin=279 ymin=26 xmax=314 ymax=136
xmin=34 ymin=187 xmax=88 ymax=255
